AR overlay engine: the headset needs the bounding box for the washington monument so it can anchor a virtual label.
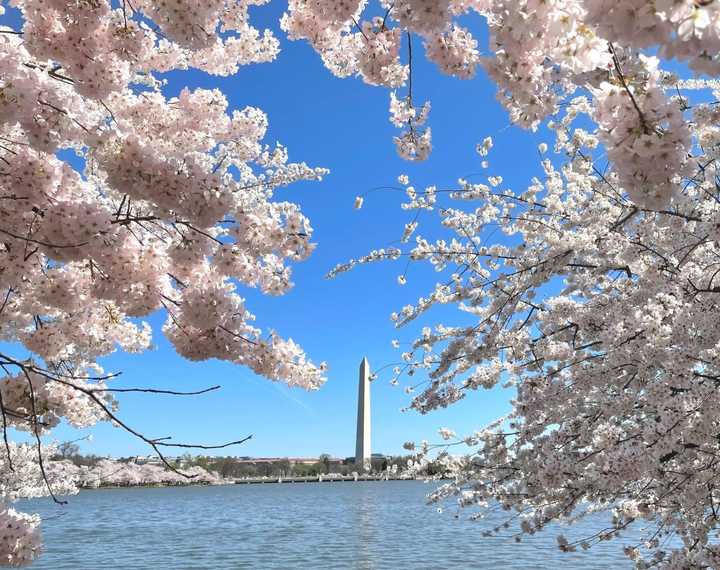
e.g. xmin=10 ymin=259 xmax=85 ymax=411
xmin=355 ymin=357 xmax=371 ymax=471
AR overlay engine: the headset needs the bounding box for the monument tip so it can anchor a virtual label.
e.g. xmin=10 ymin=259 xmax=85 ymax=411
xmin=361 ymin=357 xmax=371 ymax=377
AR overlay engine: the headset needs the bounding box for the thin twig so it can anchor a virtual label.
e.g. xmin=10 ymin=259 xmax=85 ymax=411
xmin=0 ymin=227 xmax=87 ymax=249
xmin=0 ymin=390 xmax=14 ymax=472
xmin=608 ymin=43 xmax=649 ymax=132
xmin=91 ymin=385 xmax=221 ymax=396
xmin=22 ymin=369 xmax=67 ymax=504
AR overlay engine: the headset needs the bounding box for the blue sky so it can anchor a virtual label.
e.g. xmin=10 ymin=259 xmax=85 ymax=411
xmin=3 ymin=3 xmax=549 ymax=459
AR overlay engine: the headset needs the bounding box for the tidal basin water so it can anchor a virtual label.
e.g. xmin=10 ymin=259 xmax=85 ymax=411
xmin=23 ymin=481 xmax=638 ymax=569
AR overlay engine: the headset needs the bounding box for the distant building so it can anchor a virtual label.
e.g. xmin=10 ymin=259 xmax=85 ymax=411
xmin=134 ymin=455 xmax=178 ymax=465
xmin=232 ymin=457 xmax=343 ymax=466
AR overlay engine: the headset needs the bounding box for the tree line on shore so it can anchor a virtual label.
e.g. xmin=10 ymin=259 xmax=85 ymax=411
xmin=50 ymin=443 xmax=450 ymax=484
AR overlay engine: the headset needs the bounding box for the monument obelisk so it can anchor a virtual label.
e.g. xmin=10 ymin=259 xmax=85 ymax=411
xmin=355 ymin=357 xmax=371 ymax=471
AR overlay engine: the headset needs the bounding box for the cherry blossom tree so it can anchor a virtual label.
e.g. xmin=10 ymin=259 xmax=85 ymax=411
xmin=0 ymin=0 xmax=328 ymax=564
xmin=304 ymin=1 xmax=720 ymax=568
xmin=65 ymin=458 xmax=223 ymax=488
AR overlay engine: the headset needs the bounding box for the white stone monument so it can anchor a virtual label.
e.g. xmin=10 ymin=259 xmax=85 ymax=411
xmin=355 ymin=357 xmax=371 ymax=471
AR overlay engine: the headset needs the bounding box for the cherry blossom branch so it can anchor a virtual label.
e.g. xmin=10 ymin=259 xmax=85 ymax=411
xmin=0 ymin=355 xmax=252 ymax=479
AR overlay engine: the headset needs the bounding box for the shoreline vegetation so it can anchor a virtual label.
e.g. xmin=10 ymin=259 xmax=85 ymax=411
xmin=49 ymin=448 xmax=447 ymax=491
xmin=81 ymin=474 xmax=422 ymax=491
xmin=49 ymin=458 xmax=225 ymax=490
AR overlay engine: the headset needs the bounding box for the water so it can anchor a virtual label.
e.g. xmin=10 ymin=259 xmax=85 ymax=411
xmin=22 ymin=481 xmax=636 ymax=569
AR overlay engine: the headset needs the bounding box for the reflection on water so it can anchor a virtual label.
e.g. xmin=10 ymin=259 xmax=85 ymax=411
xmin=355 ymin=486 xmax=376 ymax=568
xmin=21 ymin=481 xmax=638 ymax=569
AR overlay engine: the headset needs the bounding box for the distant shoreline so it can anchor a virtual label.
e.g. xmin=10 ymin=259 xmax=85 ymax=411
xmin=234 ymin=475 xmax=413 ymax=485
xmin=80 ymin=476 xmax=426 ymax=490
xmin=79 ymin=481 xmax=233 ymax=490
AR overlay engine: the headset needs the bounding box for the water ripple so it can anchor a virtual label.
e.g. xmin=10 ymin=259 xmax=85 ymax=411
xmin=21 ymin=481 xmax=635 ymax=569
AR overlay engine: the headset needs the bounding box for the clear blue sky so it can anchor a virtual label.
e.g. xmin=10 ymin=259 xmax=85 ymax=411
xmin=4 ymin=3 xmax=548 ymax=459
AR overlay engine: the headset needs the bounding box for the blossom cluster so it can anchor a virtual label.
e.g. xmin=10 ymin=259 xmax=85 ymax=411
xmin=389 ymin=93 xmax=432 ymax=161
xmin=592 ymin=56 xmax=692 ymax=209
xmin=0 ymin=508 xmax=39 ymax=568
xmin=0 ymin=443 xmax=80 ymax=567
